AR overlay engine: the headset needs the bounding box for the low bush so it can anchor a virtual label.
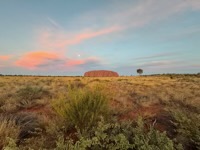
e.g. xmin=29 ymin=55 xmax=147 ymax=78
xmin=171 ymin=109 xmax=200 ymax=150
xmin=56 ymin=117 xmax=180 ymax=150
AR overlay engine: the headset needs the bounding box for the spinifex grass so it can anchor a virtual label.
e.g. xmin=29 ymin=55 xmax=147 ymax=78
xmin=52 ymin=86 xmax=109 ymax=133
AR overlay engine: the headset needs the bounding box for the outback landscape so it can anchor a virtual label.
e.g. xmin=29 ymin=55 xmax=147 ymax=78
xmin=1 ymin=0 xmax=200 ymax=149
xmin=0 ymin=74 xmax=199 ymax=149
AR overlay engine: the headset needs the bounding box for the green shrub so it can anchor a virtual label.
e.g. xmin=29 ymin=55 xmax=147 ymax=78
xmin=52 ymin=87 xmax=109 ymax=133
xmin=130 ymin=118 xmax=176 ymax=150
xmin=171 ymin=109 xmax=200 ymax=150
xmin=56 ymin=118 xmax=179 ymax=150
xmin=55 ymin=119 xmax=132 ymax=150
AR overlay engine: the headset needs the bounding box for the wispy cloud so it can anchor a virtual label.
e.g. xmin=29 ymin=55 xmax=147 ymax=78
xmin=0 ymin=55 xmax=12 ymax=61
xmin=47 ymin=17 xmax=62 ymax=29
xmin=14 ymin=51 xmax=61 ymax=69
xmin=38 ymin=25 xmax=122 ymax=50
xmin=191 ymin=64 xmax=200 ymax=68
xmin=138 ymin=60 xmax=184 ymax=68
xmin=75 ymin=0 xmax=200 ymax=32
xmin=134 ymin=52 xmax=178 ymax=61
xmin=14 ymin=51 xmax=103 ymax=71
xmin=38 ymin=0 xmax=200 ymax=50
xmin=57 ymin=26 xmax=122 ymax=48
xmin=66 ymin=57 xmax=100 ymax=67
xmin=3 ymin=0 xmax=200 ymax=75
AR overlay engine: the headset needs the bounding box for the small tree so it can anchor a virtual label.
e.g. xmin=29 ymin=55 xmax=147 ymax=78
xmin=137 ymin=69 xmax=143 ymax=75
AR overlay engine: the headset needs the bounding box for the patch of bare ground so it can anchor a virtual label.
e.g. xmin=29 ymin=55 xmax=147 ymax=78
xmin=119 ymin=103 xmax=163 ymax=121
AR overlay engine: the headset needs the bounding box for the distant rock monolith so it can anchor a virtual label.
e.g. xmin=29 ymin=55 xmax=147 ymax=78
xmin=84 ymin=70 xmax=119 ymax=77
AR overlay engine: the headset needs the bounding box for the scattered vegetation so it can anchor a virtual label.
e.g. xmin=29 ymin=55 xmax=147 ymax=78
xmin=16 ymin=86 xmax=49 ymax=109
xmin=56 ymin=117 xmax=180 ymax=150
xmin=0 ymin=75 xmax=199 ymax=149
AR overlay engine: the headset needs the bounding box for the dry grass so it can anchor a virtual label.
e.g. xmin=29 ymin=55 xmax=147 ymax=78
xmin=0 ymin=75 xmax=199 ymax=149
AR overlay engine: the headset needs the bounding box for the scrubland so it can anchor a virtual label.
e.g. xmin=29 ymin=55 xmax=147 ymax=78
xmin=0 ymin=74 xmax=199 ymax=150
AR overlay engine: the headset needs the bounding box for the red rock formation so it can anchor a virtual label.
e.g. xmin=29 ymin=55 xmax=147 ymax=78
xmin=84 ymin=70 xmax=119 ymax=77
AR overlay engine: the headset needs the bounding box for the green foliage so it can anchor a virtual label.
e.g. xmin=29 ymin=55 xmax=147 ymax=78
xmin=52 ymin=87 xmax=109 ymax=133
xmin=130 ymin=118 xmax=175 ymax=150
xmin=55 ymin=120 xmax=132 ymax=150
xmin=56 ymin=118 xmax=178 ymax=150
xmin=171 ymin=109 xmax=200 ymax=149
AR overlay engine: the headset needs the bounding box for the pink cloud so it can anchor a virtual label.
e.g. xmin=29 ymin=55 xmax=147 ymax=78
xmin=56 ymin=26 xmax=122 ymax=48
xmin=14 ymin=50 xmax=103 ymax=71
xmin=66 ymin=57 xmax=100 ymax=67
xmin=15 ymin=51 xmax=61 ymax=69
xmin=0 ymin=55 xmax=11 ymax=61
xmin=67 ymin=60 xmax=85 ymax=66
xmin=37 ymin=0 xmax=200 ymax=51
xmin=38 ymin=25 xmax=122 ymax=49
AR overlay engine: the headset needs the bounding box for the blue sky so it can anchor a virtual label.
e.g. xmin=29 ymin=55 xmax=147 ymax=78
xmin=0 ymin=0 xmax=200 ymax=75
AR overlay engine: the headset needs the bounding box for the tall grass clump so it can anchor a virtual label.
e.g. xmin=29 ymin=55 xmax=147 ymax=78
xmin=0 ymin=115 xmax=20 ymax=149
xmin=52 ymin=86 xmax=109 ymax=133
xmin=15 ymin=112 xmax=44 ymax=140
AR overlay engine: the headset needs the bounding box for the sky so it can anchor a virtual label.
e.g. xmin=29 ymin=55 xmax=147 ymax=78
xmin=0 ymin=0 xmax=200 ymax=76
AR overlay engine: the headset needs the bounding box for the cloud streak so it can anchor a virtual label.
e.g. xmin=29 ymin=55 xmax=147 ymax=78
xmin=2 ymin=0 xmax=200 ymax=75
xmin=76 ymin=0 xmax=200 ymax=31
xmin=55 ymin=26 xmax=122 ymax=48
xmin=14 ymin=51 xmax=103 ymax=71
xmin=66 ymin=57 xmax=100 ymax=67
xmin=15 ymin=51 xmax=61 ymax=69
xmin=0 ymin=55 xmax=12 ymax=61
xmin=138 ymin=60 xmax=184 ymax=68
xmin=38 ymin=0 xmax=200 ymax=51
xmin=134 ymin=52 xmax=178 ymax=61
xmin=38 ymin=25 xmax=122 ymax=50
xmin=47 ymin=17 xmax=62 ymax=29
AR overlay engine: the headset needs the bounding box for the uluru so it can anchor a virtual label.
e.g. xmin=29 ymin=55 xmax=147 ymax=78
xmin=84 ymin=70 xmax=119 ymax=77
